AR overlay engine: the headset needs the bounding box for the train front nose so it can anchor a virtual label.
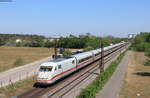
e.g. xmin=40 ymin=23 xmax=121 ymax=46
xmin=36 ymin=72 xmax=52 ymax=84
xmin=36 ymin=65 xmax=54 ymax=85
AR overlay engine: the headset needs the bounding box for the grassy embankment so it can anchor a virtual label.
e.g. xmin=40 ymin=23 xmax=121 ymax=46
xmin=77 ymin=50 xmax=126 ymax=98
xmin=0 ymin=46 xmax=53 ymax=72
xmin=0 ymin=76 xmax=36 ymax=98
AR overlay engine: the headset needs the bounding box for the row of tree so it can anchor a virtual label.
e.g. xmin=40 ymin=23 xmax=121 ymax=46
xmin=0 ymin=33 xmax=128 ymax=49
xmin=45 ymin=34 xmax=128 ymax=49
xmin=132 ymin=32 xmax=150 ymax=52
xmin=41 ymin=35 xmax=109 ymax=49
xmin=0 ymin=34 xmax=45 ymax=47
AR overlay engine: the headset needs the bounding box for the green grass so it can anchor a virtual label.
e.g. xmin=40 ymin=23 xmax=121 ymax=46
xmin=144 ymin=59 xmax=150 ymax=66
xmin=0 ymin=76 xmax=36 ymax=98
xmin=77 ymin=51 xmax=126 ymax=98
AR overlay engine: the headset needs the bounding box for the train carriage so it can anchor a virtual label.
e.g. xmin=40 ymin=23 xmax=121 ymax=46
xmin=90 ymin=49 xmax=101 ymax=60
xmin=72 ymin=51 xmax=93 ymax=70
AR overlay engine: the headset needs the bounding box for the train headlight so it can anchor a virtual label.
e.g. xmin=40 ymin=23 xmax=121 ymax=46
xmin=38 ymin=77 xmax=48 ymax=80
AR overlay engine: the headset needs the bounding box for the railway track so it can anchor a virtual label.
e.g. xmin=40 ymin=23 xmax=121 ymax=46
xmin=18 ymin=44 xmax=128 ymax=98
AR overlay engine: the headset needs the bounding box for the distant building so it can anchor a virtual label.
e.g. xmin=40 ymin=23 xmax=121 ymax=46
xmin=47 ymin=38 xmax=55 ymax=42
xmin=128 ymin=34 xmax=136 ymax=38
xmin=15 ymin=39 xmax=22 ymax=43
xmin=47 ymin=36 xmax=60 ymax=42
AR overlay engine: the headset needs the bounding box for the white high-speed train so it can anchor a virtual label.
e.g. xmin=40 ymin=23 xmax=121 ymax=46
xmin=36 ymin=42 xmax=126 ymax=85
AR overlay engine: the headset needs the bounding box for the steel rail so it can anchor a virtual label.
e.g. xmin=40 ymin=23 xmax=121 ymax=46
xmin=45 ymin=45 xmax=126 ymax=98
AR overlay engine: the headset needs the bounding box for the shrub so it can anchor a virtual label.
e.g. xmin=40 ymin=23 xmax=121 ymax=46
xmin=83 ymin=47 xmax=94 ymax=52
xmin=132 ymin=32 xmax=150 ymax=52
xmin=13 ymin=57 xmax=24 ymax=67
xmin=144 ymin=59 xmax=150 ymax=66
xmin=133 ymin=43 xmax=150 ymax=52
xmin=145 ymin=48 xmax=150 ymax=58
xmin=63 ymin=50 xmax=72 ymax=57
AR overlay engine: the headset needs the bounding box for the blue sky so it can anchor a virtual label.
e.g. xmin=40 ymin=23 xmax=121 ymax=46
xmin=0 ymin=0 xmax=150 ymax=37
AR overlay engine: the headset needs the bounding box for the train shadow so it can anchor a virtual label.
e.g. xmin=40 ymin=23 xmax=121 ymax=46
xmin=33 ymin=83 xmax=56 ymax=88
xmin=134 ymin=72 xmax=150 ymax=77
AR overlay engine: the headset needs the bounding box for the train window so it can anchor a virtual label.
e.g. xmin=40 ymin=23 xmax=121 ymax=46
xmin=55 ymin=67 xmax=57 ymax=71
xmin=40 ymin=67 xmax=53 ymax=72
xmin=72 ymin=60 xmax=75 ymax=64
xmin=79 ymin=56 xmax=92 ymax=63
xmin=58 ymin=65 xmax=62 ymax=69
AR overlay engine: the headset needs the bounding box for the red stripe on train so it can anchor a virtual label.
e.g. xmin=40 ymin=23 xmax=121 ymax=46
xmin=38 ymin=58 xmax=95 ymax=81
xmin=38 ymin=56 xmax=101 ymax=82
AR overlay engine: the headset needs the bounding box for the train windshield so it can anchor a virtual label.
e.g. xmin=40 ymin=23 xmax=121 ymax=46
xmin=40 ymin=66 xmax=53 ymax=72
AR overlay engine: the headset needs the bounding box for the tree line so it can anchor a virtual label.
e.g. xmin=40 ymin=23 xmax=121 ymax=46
xmin=0 ymin=33 xmax=128 ymax=49
xmin=132 ymin=32 xmax=150 ymax=52
xmin=0 ymin=34 xmax=45 ymax=47
xmin=131 ymin=32 xmax=150 ymax=65
xmin=44 ymin=34 xmax=128 ymax=49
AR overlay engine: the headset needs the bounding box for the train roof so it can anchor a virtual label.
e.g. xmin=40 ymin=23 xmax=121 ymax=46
xmin=52 ymin=57 xmax=70 ymax=62
xmin=103 ymin=42 xmax=122 ymax=51
xmin=72 ymin=51 xmax=93 ymax=59
xmin=89 ymin=49 xmax=101 ymax=54
xmin=40 ymin=57 xmax=75 ymax=67
xmin=40 ymin=62 xmax=57 ymax=67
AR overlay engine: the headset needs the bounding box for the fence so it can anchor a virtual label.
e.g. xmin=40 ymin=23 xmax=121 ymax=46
xmin=0 ymin=56 xmax=52 ymax=88
xmin=0 ymin=68 xmax=38 ymax=88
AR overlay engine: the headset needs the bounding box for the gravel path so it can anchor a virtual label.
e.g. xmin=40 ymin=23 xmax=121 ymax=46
xmin=96 ymin=51 xmax=130 ymax=98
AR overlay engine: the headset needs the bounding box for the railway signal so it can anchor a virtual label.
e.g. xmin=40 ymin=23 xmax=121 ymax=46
xmin=50 ymin=36 xmax=60 ymax=59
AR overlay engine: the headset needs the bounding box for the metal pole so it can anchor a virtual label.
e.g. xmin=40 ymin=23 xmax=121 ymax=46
xmin=54 ymin=38 xmax=57 ymax=59
xmin=1 ymin=81 xmax=2 ymax=88
xmin=100 ymin=40 xmax=104 ymax=73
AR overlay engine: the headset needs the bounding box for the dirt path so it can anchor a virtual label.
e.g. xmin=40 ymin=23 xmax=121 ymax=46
xmin=119 ymin=51 xmax=150 ymax=98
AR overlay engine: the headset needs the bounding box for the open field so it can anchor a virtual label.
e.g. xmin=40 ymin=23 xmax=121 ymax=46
xmin=119 ymin=51 xmax=150 ymax=98
xmin=0 ymin=46 xmax=53 ymax=72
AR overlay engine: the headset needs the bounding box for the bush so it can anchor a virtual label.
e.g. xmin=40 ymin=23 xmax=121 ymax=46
xmin=83 ymin=47 xmax=94 ymax=52
xmin=63 ymin=50 xmax=72 ymax=57
xmin=44 ymin=40 xmax=54 ymax=48
xmin=132 ymin=32 xmax=150 ymax=52
xmin=144 ymin=59 xmax=150 ymax=66
xmin=13 ymin=57 xmax=24 ymax=67
xmin=133 ymin=43 xmax=150 ymax=51
xmin=145 ymin=48 xmax=150 ymax=58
